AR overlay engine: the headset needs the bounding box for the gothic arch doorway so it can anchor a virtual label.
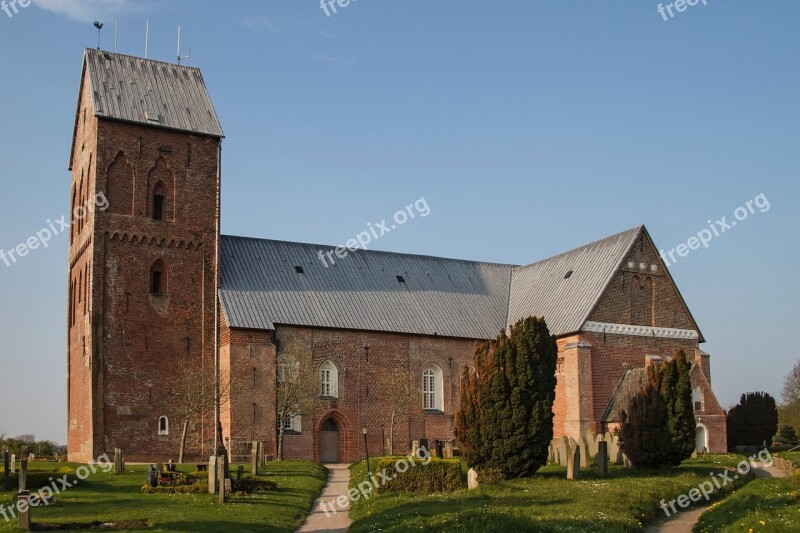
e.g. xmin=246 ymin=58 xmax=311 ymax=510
xmin=321 ymin=418 xmax=339 ymax=463
xmin=695 ymin=424 xmax=708 ymax=453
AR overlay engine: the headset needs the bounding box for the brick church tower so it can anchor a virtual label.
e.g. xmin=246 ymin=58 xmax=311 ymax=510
xmin=67 ymin=49 xmax=223 ymax=462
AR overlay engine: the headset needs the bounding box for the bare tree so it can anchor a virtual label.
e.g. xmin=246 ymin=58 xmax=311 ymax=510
xmin=378 ymin=372 xmax=419 ymax=454
xmin=175 ymin=363 xmax=230 ymax=463
xmin=782 ymin=360 xmax=800 ymax=405
xmin=781 ymin=360 xmax=800 ymax=432
xmin=276 ymin=352 xmax=318 ymax=461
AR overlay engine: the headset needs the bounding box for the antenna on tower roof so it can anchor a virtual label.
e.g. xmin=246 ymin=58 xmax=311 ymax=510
xmin=114 ymin=20 xmax=118 ymax=52
xmin=145 ymin=19 xmax=149 ymax=58
xmin=177 ymin=26 xmax=191 ymax=65
xmin=93 ymin=21 xmax=103 ymax=50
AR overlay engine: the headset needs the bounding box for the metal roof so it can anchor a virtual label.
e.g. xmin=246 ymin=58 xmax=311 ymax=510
xmin=219 ymin=236 xmax=513 ymax=339
xmin=83 ymin=48 xmax=223 ymax=138
xmin=219 ymin=226 xmax=678 ymax=340
xmin=507 ymin=226 xmax=642 ymax=336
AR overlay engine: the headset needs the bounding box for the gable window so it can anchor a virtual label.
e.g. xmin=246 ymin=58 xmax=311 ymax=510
xmin=693 ymin=387 xmax=704 ymax=411
xmin=150 ymin=261 xmax=166 ymax=295
xmin=158 ymin=416 xmax=169 ymax=436
xmin=319 ymin=360 xmax=339 ymax=398
xmin=422 ymin=365 xmax=444 ymax=412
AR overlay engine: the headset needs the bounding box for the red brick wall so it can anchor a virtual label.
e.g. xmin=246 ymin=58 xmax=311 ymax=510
xmin=255 ymin=326 xmax=479 ymax=463
xmin=67 ymin=69 xmax=99 ymax=462
xmin=67 ymin=63 xmax=221 ymax=462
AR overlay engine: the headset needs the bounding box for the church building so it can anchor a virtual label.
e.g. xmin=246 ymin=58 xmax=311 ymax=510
xmin=66 ymin=49 xmax=726 ymax=463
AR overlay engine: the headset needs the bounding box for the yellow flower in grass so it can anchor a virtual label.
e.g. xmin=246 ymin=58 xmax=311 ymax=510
xmin=759 ymin=521 xmax=766 ymax=526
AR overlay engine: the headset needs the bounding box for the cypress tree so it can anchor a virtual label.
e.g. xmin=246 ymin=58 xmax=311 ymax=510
xmin=620 ymin=352 xmax=696 ymax=468
xmin=455 ymin=316 xmax=557 ymax=478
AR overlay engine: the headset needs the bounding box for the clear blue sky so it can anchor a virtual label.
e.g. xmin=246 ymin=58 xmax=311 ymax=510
xmin=0 ymin=0 xmax=797 ymax=443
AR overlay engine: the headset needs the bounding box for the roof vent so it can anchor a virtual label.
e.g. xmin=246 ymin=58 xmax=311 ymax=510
xmin=564 ymin=270 xmax=573 ymax=279
xmin=396 ymin=275 xmax=406 ymax=283
xmin=294 ymin=266 xmax=305 ymax=274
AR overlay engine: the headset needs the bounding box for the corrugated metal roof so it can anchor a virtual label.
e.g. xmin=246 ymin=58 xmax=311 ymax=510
xmin=83 ymin=48 xmax=223 ymax=138
xmin=219 ymin=226 xmax=656 ymax=340
xmin=219 ymin=236 xmax=514 ymax=340
xmin=507 ymin=226 xmax=642 ymax=336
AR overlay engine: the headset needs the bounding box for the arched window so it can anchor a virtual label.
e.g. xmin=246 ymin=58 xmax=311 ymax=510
xmin=150 ymin=261 xmax=166 ymax=295
xmin=422 ymin=365 xmax=444 ymax=411
xmin=319 ymin=360 xmax=339 ymax=398
xmin=158 ymin=416 xmax=169 ymax=436
xmin=152 ymin=181 xmax=165 ymax=221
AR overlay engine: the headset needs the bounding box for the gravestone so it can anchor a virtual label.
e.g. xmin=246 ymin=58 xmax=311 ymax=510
xmin=10 ymin=454 xmax=15 ymax=474
xmin=608 ymin=434 xmax=622 ymax=464
xmin=208 ymin=456 xmax=218 ymax=494
xmin=412 ymin=440 xmax=419 ymax=457
xmin=435 ymin=440 xmax=443 ymax=459
xmin=236 ymin=465 xmax=243 ymax=483
xmin=444 ymin=441 xmax=454 ymax=459
xmin=597 ymin=441 xmax=608 ymax=477
xmin=113 ymin=448 xmax=122 ymax=474
xmin=567 ymin=446 xmax=580 ymax=480
xmin=586 ymin=430 xmax=601 ymax=458
xmin=217 ymin=457 xmax=226 ymax=504
xmin=2 ymin=451 xmax=9 ymax=491
xmin=19 ymin=459 xmax=28 ymax=491
xmin=556 ymin=437 xmax=570 ymax=467
xmin=578 ymin=437 xmax=591 ymax=468
xmin=147 ymin=465 xmax=158 ymax=488
xmin=467 ymin=468 xmax=479 ymax=490
xmin=18 ymin=490 xmax=31 ymax=531
xmin=623 ymin=454 xmax=632 ymax=468
xmin=251 ymin=441 xmax=258 ymax=475
xmin=259 ymin=442 xmax=266 ymax=468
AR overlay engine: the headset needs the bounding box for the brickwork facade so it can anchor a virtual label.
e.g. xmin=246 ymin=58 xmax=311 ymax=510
xmin=67 ymin=66 xmax=221 ymax=463
xmin=67 ymin=54 xmax=727 ymax=463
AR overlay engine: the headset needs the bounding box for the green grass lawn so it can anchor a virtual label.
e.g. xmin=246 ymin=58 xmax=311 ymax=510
xmin=694 ymin=452 xmax=800 ymax=532
xmin=347 ymin=455 xmax=749 ymax=532
xmin=0 ymin=461 xmax=326 ymax=532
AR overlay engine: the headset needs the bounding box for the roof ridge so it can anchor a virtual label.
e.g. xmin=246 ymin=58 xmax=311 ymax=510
xmin=220 ymin=234 xmax=518 ymax=268
xmin=84 ymin=48 xmax=203 ymax=71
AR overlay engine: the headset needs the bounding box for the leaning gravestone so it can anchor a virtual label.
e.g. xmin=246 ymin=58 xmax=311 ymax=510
xmin=597 ymin=441 xmax=608 ymax=477
xmin=567 ymin=445 xmax=580 ymax=480
xmin=467 ymin=468 xmax=479 ymax=490
xmin=559 ymin=437 xmax=571 ymax=466
xmin=251 ymin=441 xmax=258 ymax=475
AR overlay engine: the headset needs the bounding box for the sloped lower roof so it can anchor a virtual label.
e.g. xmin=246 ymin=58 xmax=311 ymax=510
xmin=82 ymin=48 xmax=223 ymax=138
xmin=601 ymin=368 xmax=648 ymax=423
xmin=219 ymin=236 xmax=513 ymax=339
xmin=507 ymin=227 xmax=641 ymax=335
